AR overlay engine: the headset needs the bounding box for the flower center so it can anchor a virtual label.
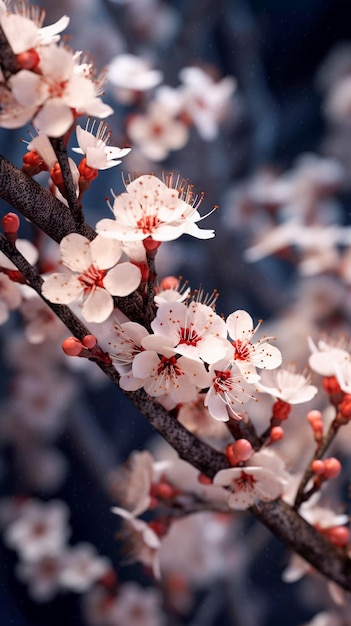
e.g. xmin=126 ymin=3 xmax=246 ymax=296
xmin=213 ymin=369 xmax=232 ymax=393
xmin=178 ymin=326 xmax=200 ymax=346
xmin=233 ymin=470 xmax=256 ymax=492
xmin=48 ymin=79 xmax=68 ymax=99
xmin=157 ymin=355 xmax=182 ymax=377
xmin=232 ymin=339 xmax=251 ymax=361
xmin=78 ymin=264 xmax=106 ymax=293
xmin=136 ymin=214 xmax=161 ymax=235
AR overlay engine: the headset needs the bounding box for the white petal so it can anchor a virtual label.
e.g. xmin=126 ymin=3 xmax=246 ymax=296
xmin=90 ymin=235 xmax=122 ymax=269
xmin=60 ymin=234 xmax=92 ymax=272
xmin=34 ymin=100 xmax=74 ymax=137
xmin=226 ymin=310 xmax=254 ymax=339
xmin=42 ymin=274 xmax=83 ymax=304
xmin=82 ymin=288 xmax=114 ymax=323
xmin=103 ymin=262 xmax=141 ymax=297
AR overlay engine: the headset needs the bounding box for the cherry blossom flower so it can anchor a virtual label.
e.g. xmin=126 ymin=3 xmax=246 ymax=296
xmin=96 ymin=174 xmax=215 ymax=243
xmin=72 ymin=121 xmax=131 ymax=170
xmin=4 ymin=499 xmax=70 ymax=561
xmin=154 ymin=277 xmax=190 ymax=306
xmin=213 ymin=449 xmax=286 ymax=509
xmin=16 ymin=554 xmax=64 ymax=602
xmin=142 ymin=300 xmax=228 ymax=363
xmin=204 ymin=358 xmax=258 ymax=421
xmin=108 ymin=53 xmax=163 ymax=103
xmin=111 ymin=507 xmax=161 ymax=578
xmin=108 ymin=319 xmax=149 ymax=375
xmin=20 ymin=293 xmax=66 ymax=344
xmin=131 ymin=345 xmax=210 ymax=405
xmin=226 ymin=309 xmax=282 ymax=380
xmin=127 ymin=101 xmax=189 ymax=161
xmin=109 ymin=451 xmax=155 ymax=516
xmin=179 ymin=66 xmax=236 ymax=140
xmin=59 ymin=543 xmax=110 ymax=592
xmin=0 ymin=3 xmax=69 ymax=54
xmin=110 ymin=582 xmax=165 ymax=626
xmin=42 ymin=234 xmax=141 ymax=323
xmin=308 ymin=336 xmax=351 ymax=376
xmin=8 ymin=45 xmax=113 ymax=136
xmin=257 ymin=365 xmax=318 ymax=404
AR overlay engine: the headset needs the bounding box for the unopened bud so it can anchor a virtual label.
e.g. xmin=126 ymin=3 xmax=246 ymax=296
xmin=270 ymin=426 xmax=284 ymax=442
xmin=323 ymin=457 xmax=341 ymax=479
xmin=232 ymin=438 xmax=253 ymax=461
xmin=82 ymin=335 xmax=97 ymax=349
xmin=62 ymin=337 xmax=83 ymax=357
xmin=311 ymin=460 xmax=325 ymax=475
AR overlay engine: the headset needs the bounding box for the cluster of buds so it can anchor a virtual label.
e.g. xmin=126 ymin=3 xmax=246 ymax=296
xmin=62 ymin=335 xmax=112 ymax=365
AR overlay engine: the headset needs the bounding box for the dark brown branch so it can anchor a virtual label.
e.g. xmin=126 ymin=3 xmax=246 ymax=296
xmin=50 ymin=137 xmax=84 ymax=226
xmin=294 ymin=420 xmax=339 ymax=509
xmin=0 ymin=154 xmax=94 ymax=242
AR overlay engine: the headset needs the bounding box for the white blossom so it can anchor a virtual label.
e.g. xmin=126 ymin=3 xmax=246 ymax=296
xmin=42 ymin=234 xmax=141 ymax=323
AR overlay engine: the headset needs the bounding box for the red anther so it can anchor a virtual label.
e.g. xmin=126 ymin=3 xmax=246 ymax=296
xmin=132 ymin=261 xmax=149 ymax=283
xmin=232 ymin=438 xmax=253 ymax=461
xmin=323 ymin=376 xmax=341 ymax=395
xmin=323 ymin=457 xmax=341 ymax=479
xmin=198 ymin=473 xmax=213 ymax=485
xmin=78 ymin=157 xmax=99 ymax=181
xmin=339 ymin=394 xmax=351 ymax=420
xmin=143 ymin=237 xmax=162 ymax=253
xmin=311 ymin=460 xmax=325 ymax=475
xmin=272 ymin=399 xmax=291 ymax=421
xmin=16 ymin=48 xmax=40 ymax=70
xmin=82 ymin=334 xmax=97 ymax=349
xmin=62 ymin=337 xmax=83 ymax=357
xmin=270 ymin=426 xmax=284 ymax=442
xmin=325 ymin=526 xmax=350 ymax=547
xmin=225 ymin=444 xmax=239 ymax=466
xmin=160 ymin=276 xmax=180 ymax=291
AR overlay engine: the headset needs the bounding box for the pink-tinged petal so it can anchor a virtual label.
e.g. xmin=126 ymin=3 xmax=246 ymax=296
xmin=197 ymin=336 xmax=229 ymax=364
xmin=85 ymin=98 xmax=114 ymax=119
xmin=0 ymin=103 xmax=37 ymax=129
xmin=226 ymin=310 xmax=254 ymax=339
xmin=178 ymin=356 xmax=212 ymax=388
xmin=141 ymin=334 xmax=176 ymax=352
xmin=90 ymin=235 xmax=122 ymax=269
xmin=181 ymin=221 xmax=215 ymax=239
xmin=95 ymin=218 xmax=146 ymax=242
xmin=60 ymin=234 xmax=92 ymax=272
xmin=85 ymin=147 xmax=110 ymax=169
xmin=82 ymin=288 xmax=113 ymax=323
xmin=34 ymin=100 xmax=74 ymax=138
xmin=247 ymin=342 xmax=282 ymax=370
xmin=76 ymin=125 xmax=97 ymax=152
xmin=205 ymin=390 xmax=230 ymax=422
xmin=39 ymin=16 xmax=70 ymax=42
xmin=10 ymin=71 xmax=48 ymax=107
xmin=132 ymin=351 xmax=160 ymax=379
xmin=28 ymin=135 xmax=57 ymax=170
xmin=119 ymin=373 xmax=145 ymax=391
xmin=1 ymin=14 xmax=38 ymax=54
xmin=42 ymin=274 xmax=83 ymax=304
xmin=103 ymin=262 xmax=141 ymax=296
xmin=39 ymin=45 xmax=75 ymax=80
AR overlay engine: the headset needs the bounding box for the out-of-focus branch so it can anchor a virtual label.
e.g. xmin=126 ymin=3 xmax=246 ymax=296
xmin=50 ymin=137 xmax=84 ymax=226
